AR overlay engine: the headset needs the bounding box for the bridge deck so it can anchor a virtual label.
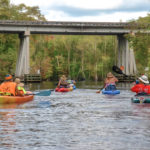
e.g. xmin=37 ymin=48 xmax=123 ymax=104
xmin=0 ymin=20 xmax=146 ymax=35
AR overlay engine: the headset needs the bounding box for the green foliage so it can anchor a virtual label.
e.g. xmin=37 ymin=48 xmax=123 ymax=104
xmin=127 ymin=14 xmax=150 ymax=75
xmin=0 ymin=0 xmax=46 ymax=78
xmin=0 ymin=34 xmax=17 ymax=77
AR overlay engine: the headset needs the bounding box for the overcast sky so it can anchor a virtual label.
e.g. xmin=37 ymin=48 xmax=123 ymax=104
xmin=10 ymin=0 xmax=150 ymax=22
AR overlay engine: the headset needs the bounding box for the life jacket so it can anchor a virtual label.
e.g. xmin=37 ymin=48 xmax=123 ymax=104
xmin=105 ymin=82 xmax=116 ymax=87
xmin=17 ymin=86 xmax=26 ymax=95
xmin=143 ymin=85 xmax=150 ymax=94
xmin=131 ymin=83 xmax=150 ymax=94
xmin=105 ymin=84 xmax=117 ymax=91
xmin=0 ymin=81 xmax=17 ymax=96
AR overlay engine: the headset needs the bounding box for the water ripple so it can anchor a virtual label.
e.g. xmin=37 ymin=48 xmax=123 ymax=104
xmin=1 ymin=87 xmax=150 ymax=150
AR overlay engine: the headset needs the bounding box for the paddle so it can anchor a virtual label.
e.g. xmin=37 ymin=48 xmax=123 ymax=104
xmin=112 ymin=65 xmax=128 ymax=77
xmin=96 ymin=90 xmax=101 ymax=93
xmin=96 ymin=86 xmax=104 ymax=93
xmin=26 ymin=89 xmax=51 ymax=96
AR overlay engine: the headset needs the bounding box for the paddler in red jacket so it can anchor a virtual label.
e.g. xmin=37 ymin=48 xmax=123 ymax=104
xmin=131 ymin=75 xmax=150 ymax=95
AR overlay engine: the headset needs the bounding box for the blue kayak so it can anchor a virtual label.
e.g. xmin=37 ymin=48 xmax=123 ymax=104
xmin=102 ymin=89 xmax=120 ymax=95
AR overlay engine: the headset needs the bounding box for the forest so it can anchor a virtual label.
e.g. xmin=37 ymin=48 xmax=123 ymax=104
xmin=0 ymin=0 xmax=150 ymax=81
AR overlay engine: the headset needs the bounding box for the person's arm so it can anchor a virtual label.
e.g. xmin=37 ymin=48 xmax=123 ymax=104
xmin=96 ymin=80 xmax=106 ymax=93
xmin=115 ymin=77 xmax=118 ymax=82
xmin=57 ymin=80 xmax=61 ymax=88
xmin=112 ymin=75 xmax=118 ymax=82
xmin=131 ymin=85 xmax=138 ymax=93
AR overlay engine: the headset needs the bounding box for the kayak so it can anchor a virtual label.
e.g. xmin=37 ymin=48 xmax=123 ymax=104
xmin=102 ymin=89 xmax=120 ymax=95
xmin=55 ymin=87 xmax=73 ymax=92
xmin=0 ymin=95 xmax=34 ymax=104
xmin=131 ymin=96 xmax=150 ymax=103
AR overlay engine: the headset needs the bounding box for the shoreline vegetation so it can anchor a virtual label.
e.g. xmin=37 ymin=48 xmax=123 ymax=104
xmin=0 ymin=1 xmax=150 ymax=81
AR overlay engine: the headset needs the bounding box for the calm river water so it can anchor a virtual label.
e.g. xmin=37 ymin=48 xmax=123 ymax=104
xmin=1 ymin=81 xmax=150 ymax=150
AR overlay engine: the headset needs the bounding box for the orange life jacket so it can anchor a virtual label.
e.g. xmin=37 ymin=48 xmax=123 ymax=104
xmin=0 ymin=81 xmax=17 ymax=96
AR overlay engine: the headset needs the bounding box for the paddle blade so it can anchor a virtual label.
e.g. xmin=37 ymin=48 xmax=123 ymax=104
xmin=35 ymin=90 xmax=51 ymax=96
xmin=112 ymin=66 xmax=128 ymax=77
xmin=120 ymin=66 xmax=124 ymax=71
xmin=112 ymin=65 xmax=123 ymax=74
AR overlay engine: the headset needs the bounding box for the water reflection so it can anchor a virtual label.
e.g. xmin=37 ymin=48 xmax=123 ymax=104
xmin=0 ymin=82 xmax=150 ymax=149
xmin=24 ymin=81 xmax=132 ymax=91
xmin=0 ymin=110 xmax=16 ymax=149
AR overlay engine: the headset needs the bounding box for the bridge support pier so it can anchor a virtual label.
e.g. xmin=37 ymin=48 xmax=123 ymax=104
xmin=117 ymin=35 xmax=137 ymax=75
xmin=15 ymin=30 xmax=30 ymax=77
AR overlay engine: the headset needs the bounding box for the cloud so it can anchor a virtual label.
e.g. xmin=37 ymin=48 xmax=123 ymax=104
xmin=10 ymin=0 xmax=150 ymax=22
xmin=48 ymin=0 xmax=150 ymax=17
xmin=45 ymin=10 xmax=148 ymax=22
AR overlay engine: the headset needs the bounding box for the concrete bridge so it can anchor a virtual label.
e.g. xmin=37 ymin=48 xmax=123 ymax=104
xmin=0 ymin=20 xmax=148 ymax=77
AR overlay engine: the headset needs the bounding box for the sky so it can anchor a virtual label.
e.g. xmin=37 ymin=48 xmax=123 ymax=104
xmin=10 ymin=0 xmax=150 ymax=22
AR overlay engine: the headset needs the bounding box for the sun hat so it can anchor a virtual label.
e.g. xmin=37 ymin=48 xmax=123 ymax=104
xmin=15 ymin=78 xmax=21 ymax=84
xmin=5 ymin=74 xmax=12 ymax=81
xmin=138 ymin=75 xmax=149 ymax=84
xmin=61 ymin=75 xmax=67 ymax=81
xmin=18 ymin=83 xmax=24 ymax=87
xmin=107 ymin=72 xmax=113 ymax=78
xmin=15 ymin=78 xmax=24 ymax=87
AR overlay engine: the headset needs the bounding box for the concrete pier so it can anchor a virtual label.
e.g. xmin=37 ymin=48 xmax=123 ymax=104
xmin=15 ymin=30 xmax=30 ymax=77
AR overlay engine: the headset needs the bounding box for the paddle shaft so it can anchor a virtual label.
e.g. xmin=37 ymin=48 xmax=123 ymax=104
xmin=26 ymin=90 xmax=51 ymax=96
xmin=96 ymin=87 xmax=105 ymax=93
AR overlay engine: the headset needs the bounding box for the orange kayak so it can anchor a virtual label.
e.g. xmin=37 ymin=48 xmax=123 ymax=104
xmin=0 ymin=95 xmax=34 ymax=104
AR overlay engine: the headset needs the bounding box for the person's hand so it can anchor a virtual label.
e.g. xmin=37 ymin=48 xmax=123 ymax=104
xmin=131 ymin=82 xmax=136 ymax=85
xmin=96 ymin=90 xmax=101 ymax=93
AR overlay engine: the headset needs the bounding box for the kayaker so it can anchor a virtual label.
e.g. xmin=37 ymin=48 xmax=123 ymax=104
xmin=0 ymin=74 xmax=22 ymax=96
xmin=131 ymin=75 xmax=150 ymax=95
xmin=15 ymin=78 xmax=27 ymax=95
xmin=57 ymin=75 xmax=69 ymax=88
xmin=96 ymin=72 xmax=118 ymax=93
xmin=104 ymin=72 xmax=118 ymax=91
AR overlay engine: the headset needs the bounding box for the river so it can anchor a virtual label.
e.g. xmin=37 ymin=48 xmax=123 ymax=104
xmin=0 ymin=81 xmax=150 ymax=150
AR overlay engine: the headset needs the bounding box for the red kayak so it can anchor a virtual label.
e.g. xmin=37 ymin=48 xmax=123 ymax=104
xmin=55 ymin=87 xmax=73 ymax=92
xmin=0 ymin=95 xmax=34 ymax=104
